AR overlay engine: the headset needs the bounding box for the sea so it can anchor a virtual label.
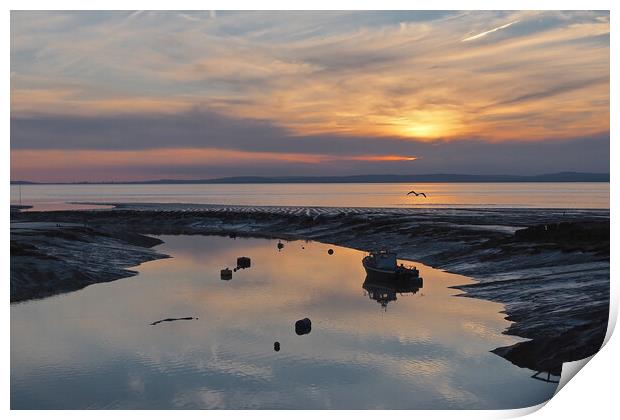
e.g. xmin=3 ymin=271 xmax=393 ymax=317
xmin=9 ymin=182 xmax=610 ymax=211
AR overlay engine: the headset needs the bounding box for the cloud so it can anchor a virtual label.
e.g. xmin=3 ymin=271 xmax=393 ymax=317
xmin=487 ymin=77 xmax=608 ymax=108
xmin=9 ymin=11 xmax=610 ymax=180
xmin=10 ymin=108 xmax=610 ymax=182
xmin=10 ymin=108 xmax=421 ymax=161
xmin=462 ymin=20 xmax=520 ymax=42
xmin=11 ymin=134 xmax=610 ymax=182
xmin=10 ymin=11 xmax=609 ymax=142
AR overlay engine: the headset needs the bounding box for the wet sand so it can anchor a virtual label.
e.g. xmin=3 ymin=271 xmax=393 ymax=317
xmin=10 ymin=203 xmax=609 ymax=375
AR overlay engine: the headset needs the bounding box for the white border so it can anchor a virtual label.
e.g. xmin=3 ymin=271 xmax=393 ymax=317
xmin=4 ymin=1 xmax=617 ymax=419
xmin=3 ymin=1 xmax=619 ymax=11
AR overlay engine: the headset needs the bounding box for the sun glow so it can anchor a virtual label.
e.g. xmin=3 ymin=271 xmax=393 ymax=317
xmin=387 ymin=110 xmax=463 ymax=140
xmin=402 ymin=122 xmax=445 ymax=138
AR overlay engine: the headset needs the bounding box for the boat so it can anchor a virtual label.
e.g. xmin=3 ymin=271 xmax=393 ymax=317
xmin=362 ymin=250 xmax=422 ymax=282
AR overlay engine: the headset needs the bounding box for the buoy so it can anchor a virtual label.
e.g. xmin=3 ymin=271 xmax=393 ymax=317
xmin=220 ymin=268 xmax=232 ymax=280
xmin=277 ymin=241 xmax=284 ymax=250
xmin=327 ymin=249 xmax=334 ymax=255
xmin=237 ymin=256 xmax=251 ymax=269
xmin=295 ymin=318 xmax=312 ymax=335
xmin=274 ymin=341 xmax=280 ymax=352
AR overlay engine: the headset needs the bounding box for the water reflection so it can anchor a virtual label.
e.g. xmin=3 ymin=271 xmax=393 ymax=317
xmin=363 ymin=276 xmax=422 ymax=311
xmin=11 ymin=235 xmax=557 ymax=409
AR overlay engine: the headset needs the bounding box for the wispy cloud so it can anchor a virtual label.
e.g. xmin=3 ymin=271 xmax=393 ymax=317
xmin=11 ymin=11 xmax=608 ymax=142
xmin=9 ymin=11 xmax=610 ymax=180
xmin=462 ymin=20 xmax=519 ymax=42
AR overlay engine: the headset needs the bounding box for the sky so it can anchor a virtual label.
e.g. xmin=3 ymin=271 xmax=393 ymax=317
xmin=10 ymin=10 xmax=610 ymax=182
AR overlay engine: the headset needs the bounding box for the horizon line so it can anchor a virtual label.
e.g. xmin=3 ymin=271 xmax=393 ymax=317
xmin=10 ymin=171 xmax=610 ymax=185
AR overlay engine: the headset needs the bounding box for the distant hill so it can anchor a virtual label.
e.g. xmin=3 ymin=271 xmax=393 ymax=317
xmin=10 ymin=180 xmax=39 ymax=185
xmin=10 ymin=172 xmax=610 ymax=185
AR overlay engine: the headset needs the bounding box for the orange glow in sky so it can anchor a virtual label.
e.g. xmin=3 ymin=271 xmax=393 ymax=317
xmin=10 ymin=11 xmax=610 ymax=181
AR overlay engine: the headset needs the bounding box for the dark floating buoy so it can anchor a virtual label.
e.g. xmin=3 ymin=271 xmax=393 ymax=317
xmin=327 ymin=249 xmax=334 ymax=255
xmin=220 ymin=268 xmax=232 ymax=280
xmin=295 ymin=318 xmax=312 ymax=335
xmin=274 ymin=341 xmax=280 ymax=352
xmin=277 ymin=241 xmax=284 ymax=251
xmin=237 ymin=256 xmax=251 ymax=269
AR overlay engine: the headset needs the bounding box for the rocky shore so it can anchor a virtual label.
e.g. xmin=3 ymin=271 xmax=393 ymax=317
xmin=11 ymin=203 xmax=609 ymax=375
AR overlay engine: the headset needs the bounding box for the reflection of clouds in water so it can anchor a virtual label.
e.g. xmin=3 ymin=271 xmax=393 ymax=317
xmin=172 ymin=387 xmax=225 ymax=409
xmin=127 ymin=373 xmax=145 ymax=394
xmin=462 ymin=320 xmax=503 ymax=340
xmin=11 ymin=235 xmax=557 ymax=408
xmin=197 ymin=357 xmax=275 ymax=381
xmin=435 ymin=381 xmax=480 ymax=407
xmin=154 ymin=235 xmax=265 ymax=265
xmin=173 ymin=385 xmax=332 ymax=409
xmin=397 ymin=332 xmax=433 ymax=346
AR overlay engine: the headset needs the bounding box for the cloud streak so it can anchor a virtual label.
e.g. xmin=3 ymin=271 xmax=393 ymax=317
xmin=462 ymin=20 xmax=520 ymax=42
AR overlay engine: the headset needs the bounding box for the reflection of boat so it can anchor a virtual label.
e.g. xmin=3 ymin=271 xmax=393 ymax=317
xmin=362 ymin=250 xmax=422 ymax=281
xmin=363 ymin=275 xmax=423 ymax=310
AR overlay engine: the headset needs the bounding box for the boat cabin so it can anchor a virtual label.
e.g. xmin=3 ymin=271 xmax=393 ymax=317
xmin=369 ymin=250 xmax=397 ymax=270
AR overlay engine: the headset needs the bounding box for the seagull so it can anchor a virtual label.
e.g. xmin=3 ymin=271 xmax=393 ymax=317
xmin=407 ymin=191 xmax=427 ymax=198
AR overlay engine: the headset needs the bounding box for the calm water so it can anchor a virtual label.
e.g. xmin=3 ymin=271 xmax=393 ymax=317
xmin=10 ymin=182 xmax=609 ymax=211
xmin=11 ymin=236 xmax=557 ymax=409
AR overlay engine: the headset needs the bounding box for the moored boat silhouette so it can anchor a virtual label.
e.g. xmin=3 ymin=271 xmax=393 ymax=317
xmin=362 ymin=250 xmax=422 ymax=282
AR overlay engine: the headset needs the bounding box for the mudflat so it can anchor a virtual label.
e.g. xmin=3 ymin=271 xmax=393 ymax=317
xmin=11 ymin=204 xmax=609 ymax=375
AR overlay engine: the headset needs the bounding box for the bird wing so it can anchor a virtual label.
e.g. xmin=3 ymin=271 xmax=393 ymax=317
xmin=407 ymin=191 xmax=416 ymax=195
xmin=420 ymin=193 xmax=427 ymax=197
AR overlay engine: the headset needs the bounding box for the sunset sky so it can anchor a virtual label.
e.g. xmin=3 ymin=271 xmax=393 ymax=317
xmin=11 ymin=10 xmax=610 ymax=182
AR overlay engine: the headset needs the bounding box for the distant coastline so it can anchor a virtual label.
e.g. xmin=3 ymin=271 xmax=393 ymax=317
xmin=10 ymin=171 xmax=610 ymax=185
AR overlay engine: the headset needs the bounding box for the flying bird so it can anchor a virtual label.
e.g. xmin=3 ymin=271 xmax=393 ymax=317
xmin=407 ymin=191 xmax=427 ymax=198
